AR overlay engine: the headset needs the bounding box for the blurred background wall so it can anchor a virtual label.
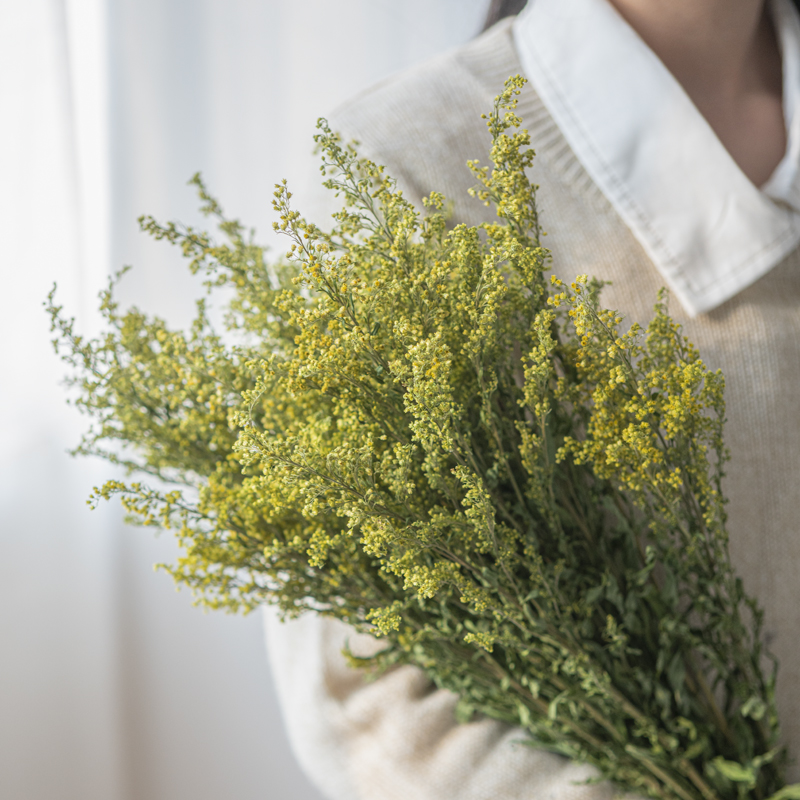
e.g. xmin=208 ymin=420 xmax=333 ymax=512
xmin=0 ymin=1 xmax=490 ymax=798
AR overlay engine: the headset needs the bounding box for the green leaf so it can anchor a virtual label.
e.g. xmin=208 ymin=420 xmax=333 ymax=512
xmin=765 ymin=784 xmax=800 ymax=800
xmin=708 ymin=757 xmax=756 ymax=786
xmin=548 ymin=690 xmax=569 ymax=722
xmin=740 ymin=695 xmax=768 ymax=721
xmin=683 ymin=738 xmax=707 ymax=761
xmin=517 ymin=701 xmax=531 ymax=728
xmin=666 ymin=652 xmax=686 ymax=696
xmin=585 ymin=583 xmax=604 ymax=606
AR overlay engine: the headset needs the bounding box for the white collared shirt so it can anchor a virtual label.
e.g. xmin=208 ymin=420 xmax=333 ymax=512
xmin=513 ymin=0 xmax=800 ymax=316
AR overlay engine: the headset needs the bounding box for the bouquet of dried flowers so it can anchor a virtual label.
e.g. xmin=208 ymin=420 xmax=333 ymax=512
xmin=49 ymin=78 xmax=800 ymax=800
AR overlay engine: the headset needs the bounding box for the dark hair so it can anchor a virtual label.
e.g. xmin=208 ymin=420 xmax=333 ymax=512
xmin=482 ymin=0 xmax=528 ymax=31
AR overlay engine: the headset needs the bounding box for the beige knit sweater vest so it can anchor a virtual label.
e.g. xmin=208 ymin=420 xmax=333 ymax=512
xmin=264 ymin=19 xmax=800 ymax=800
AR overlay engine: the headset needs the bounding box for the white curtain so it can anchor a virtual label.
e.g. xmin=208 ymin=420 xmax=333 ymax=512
xmin=0 ymin=1 xmax=489 ymax=798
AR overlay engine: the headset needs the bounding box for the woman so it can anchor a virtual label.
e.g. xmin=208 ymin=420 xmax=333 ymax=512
xmin=266 ymin=1 xmax=800 ymax=797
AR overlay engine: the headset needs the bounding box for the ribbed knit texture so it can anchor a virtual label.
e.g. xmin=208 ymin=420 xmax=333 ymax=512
xmin=265 ymin=19 xmax=800 ymax=800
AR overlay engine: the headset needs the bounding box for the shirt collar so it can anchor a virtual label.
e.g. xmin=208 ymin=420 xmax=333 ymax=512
xmin=513 ymin=0 xmax=800 ymax=316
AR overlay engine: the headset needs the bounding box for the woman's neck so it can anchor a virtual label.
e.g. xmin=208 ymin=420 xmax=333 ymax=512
xmin=607 ymin=0 xmax=786 ymax=186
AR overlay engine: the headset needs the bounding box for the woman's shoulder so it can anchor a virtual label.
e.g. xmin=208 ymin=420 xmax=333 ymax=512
xmin=327 ymin=19 xmax=523 ymax=209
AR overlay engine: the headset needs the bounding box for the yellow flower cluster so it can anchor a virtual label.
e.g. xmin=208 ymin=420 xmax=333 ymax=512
xmin=49 ymin=77 xmax=793 ymax=800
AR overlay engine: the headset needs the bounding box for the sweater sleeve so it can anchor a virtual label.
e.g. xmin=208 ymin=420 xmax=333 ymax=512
xmin=263 ymin=609 xmax=627 ymax=800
